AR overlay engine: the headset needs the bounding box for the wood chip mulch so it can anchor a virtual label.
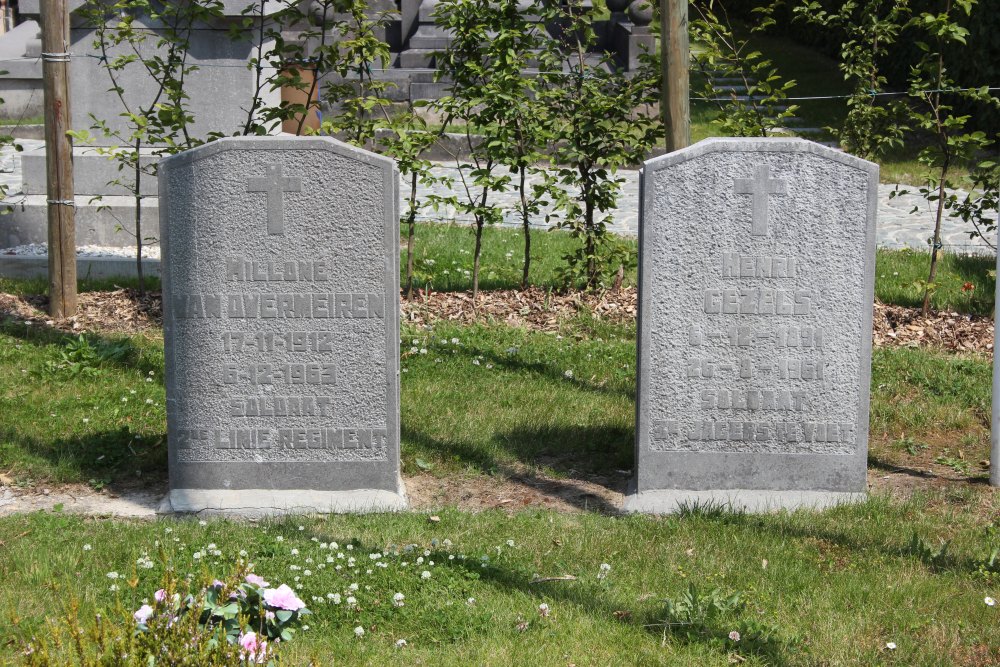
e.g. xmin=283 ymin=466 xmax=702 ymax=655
xmin=0 ymin=289 xmax=162 ymax=335
xmin=401 ymin=286 xmax=638 ymax=330
xmin=873 ymin=301 xmax=994 ymax=357
xmin=0 ymin=288 xmax=994 ymax=357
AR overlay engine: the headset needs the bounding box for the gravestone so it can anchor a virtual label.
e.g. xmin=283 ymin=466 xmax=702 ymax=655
xmin=993 ymin=243 xmax=1000 ymax=487
xmin=158 ymin=136 xmax=405 ymax=515
xmin=626 ymin=138 xmax=877 ymax=512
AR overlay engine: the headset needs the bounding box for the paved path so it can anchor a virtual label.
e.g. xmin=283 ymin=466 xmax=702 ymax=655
xmin=1 ymin=140 xmax=995 ymax=255
xmin=413 ymin=164 xmax=997 ymax=255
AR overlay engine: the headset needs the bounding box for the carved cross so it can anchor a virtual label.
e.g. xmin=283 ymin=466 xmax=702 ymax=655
xmin=734 ymin=165 xmax=787 ymax=237
xmin=247 ymin=164 xmax=302 ymax=235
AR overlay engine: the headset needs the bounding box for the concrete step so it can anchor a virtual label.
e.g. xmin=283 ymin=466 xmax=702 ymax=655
xmin=0 ymin=194 xmax=159 ymax=248
xmin=0 ymin=254 xmax=161 ymax=280
xmin=398 ymin=49 xmax=437 ymax=69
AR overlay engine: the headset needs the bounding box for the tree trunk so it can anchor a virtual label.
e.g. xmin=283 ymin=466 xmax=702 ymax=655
xmin=472 ymin=217 xmax=484 ymax=301
xmin=134 ymin=138 xmax=145 ymax=297
xmin=923 ymin=167 xmax=949 ymax=315
xmin=519 ymin=166 xmax=531 ymax=290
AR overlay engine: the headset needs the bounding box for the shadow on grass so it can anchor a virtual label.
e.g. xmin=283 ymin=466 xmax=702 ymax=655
xmin=447 ymin=337 xmax=636 ymax=402
xmin=868 ymin=453 xmax=992 ymax=486
xmin=668 ymin=498 xmax=994 ymax=579
xmin=0 ymin=426 xmax=167 ymax=488
xmin=402 ymin=424 xmax=630 ymax=514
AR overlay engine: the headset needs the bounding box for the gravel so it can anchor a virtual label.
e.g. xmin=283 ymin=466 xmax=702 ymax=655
xmin=1 ymin=242 xmax=161 ymax=259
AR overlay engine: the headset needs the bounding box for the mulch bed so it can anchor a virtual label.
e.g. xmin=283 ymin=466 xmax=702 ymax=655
xmin=0 ymin=287 xmax=994 ymax=356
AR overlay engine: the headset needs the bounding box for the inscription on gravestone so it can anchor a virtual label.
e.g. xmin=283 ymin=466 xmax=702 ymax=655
xmin=627 ymin=138 xmax=877 ymax=513
xmin=158 ymin=137 xmax=405 ymax=515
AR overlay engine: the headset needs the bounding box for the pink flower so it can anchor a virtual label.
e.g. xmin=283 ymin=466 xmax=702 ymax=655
xmin=153 ymin=589 xmax=167 ymax=603
xmin=729 ymin=630 xmax=741 ymax=642
xmin=245 ymin=573 xmax=270 ymax=588
xmin=263 ymin=584 xmax=306 ymax=611
xmin=133 ymin=605 xmax=154 ymax=624
xmin=239 ymin=631 xmax=268 ymax=663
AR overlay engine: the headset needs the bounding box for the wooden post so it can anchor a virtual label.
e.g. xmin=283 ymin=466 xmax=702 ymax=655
xmin=41 ymin=0 xmax=77 ymax=317
xmin=661 ymin=0 xmax=690 ymax=152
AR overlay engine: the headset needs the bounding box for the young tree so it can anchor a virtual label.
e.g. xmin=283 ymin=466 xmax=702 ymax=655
xmin=544 ymin=0 xmax=661 ymax=290
xmin=75 ymin=0 xmax=226 ymax=295
xmin=790 ymin=0 xmax=910 ymax=160
xmin=898 ymin=0 xmax=997 ymax=314
xmin=690 ymin=0 xmax=798 ymax=138
xmin=379 ymin=109 xmax=452 ymax=299
xmin=433 ymin=0 xmax=546 ymax=300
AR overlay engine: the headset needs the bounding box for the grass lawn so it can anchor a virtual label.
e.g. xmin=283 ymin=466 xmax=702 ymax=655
xmin=1 ymin=237 xmax=998 ymax=664
xmin=1 ymin=498 xmax=999 ymax=665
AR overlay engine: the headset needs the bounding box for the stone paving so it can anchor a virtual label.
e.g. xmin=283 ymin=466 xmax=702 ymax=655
xmin=1 ymin=140 xmax=995 ymax=255
xmin=413 ymin=163 xmax=997 ymax=255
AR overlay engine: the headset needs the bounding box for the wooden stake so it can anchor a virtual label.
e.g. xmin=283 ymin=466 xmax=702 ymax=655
xmin=41 ymin=0 xmax=76 ymax=318
xmin=661 ymin=0 xmax=690 ymax=152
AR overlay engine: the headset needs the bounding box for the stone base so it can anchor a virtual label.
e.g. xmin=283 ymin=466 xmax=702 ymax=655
xmin=159 ymin=486 xmax=408 ymax=517
xmin=622 ymin=488 xmax=866 ymax=514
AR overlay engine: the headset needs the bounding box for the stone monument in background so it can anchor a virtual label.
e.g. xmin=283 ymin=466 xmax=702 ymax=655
xmin=158 ymin=136 xmax=405 ymax=515
xmin=627 ymin=138 xmax=877 ymax=513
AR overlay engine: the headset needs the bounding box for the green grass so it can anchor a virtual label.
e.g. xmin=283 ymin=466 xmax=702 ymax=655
xmin=0 ymin=300 xmax=992 ymax=488
xmin=406 ymin=223 xmax=638 ymax=292
xmin=875 ymin=248 xmax=995 ymax=316
xmin=1 ymin=496 xmax=999 ymax=665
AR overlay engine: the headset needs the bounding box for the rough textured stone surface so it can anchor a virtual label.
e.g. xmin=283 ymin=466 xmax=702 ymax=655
xmin=158 ymin=136 xmax=404 ymax=514
xmin=626 ymin=138 xmax=877 ymax=513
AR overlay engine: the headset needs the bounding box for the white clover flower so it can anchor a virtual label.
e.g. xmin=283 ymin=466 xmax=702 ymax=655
xmin=108 ymin=584 xmax=119 ymax=592
xmin=83 ymin=544 xmax=92 ymax=551
xmin=986 ymin=597 xmax=996 ymax=607
xmin=467 ymin=597 xmax=476 ymax=605
xmin=106 ymin=572 xmax=119 ymax=579
xmin=564 ymin=370 xmax=574 ymax=379
xmin=304 ymin=570 xmax=312 ymax=576
xmin=239 ymin=550 xmax=248 ymax=557
xmin=82 ymin=418 xmax=90 ymax=424
xmin=393 ymin=592 xmax=405 ymax=607
xmin=346 ymin=596 xmax=357 ymax=605
xmin=506 ymin=540 xmax=514 ymax=548
xmin=538 ymin=603 xmax=550 ymax=618
xmin=198 ymin=520 xmax=207 ymax=527
xmin=729 ymin=631 xmax=741 ymax=642
xmin=349 ymin=583 xmax=359 ymax=591
xmin=354 ymin=626 xmax=365 ymax=638
xmin=421 ymin=571 xmax=431 ymax=580
xmin=419 ymin=348 xmax=427 ymax=354
xmin=298 ymin=526 xmax=304 ymax=531
xmin=275 ymin=536 xmax=283 ymax=542
xmin=598 ymin=563 xmax=611 ymax=579
xmin=347 ymin=544 xmax=354 ymax=550
xmin=331 ymin=542 xmax=339 ymax=549
xmin=395 ymin=639 xmax=407 ymax=648
xmin=416 ymin=556 xmax=424 ymax=565
xmin=291 ymin=548 xmax=299 ymax=556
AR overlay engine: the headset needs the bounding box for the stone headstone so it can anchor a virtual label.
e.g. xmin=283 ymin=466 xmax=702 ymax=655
xmin=158 ymin=136 xmax=405 ymax=515
xmin=627 ymin=138 xmax=877 ymax=512
xmin=992 ymin=242 xmax=1000 ymax=487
